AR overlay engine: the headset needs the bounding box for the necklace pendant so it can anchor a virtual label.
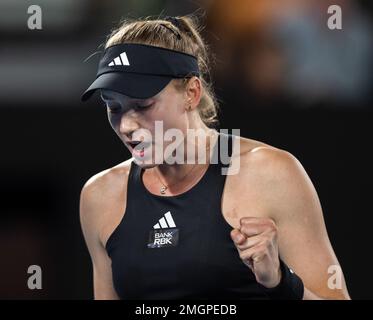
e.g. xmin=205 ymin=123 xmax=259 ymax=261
xmin=160 ymin=186 xmax=167 ymax=194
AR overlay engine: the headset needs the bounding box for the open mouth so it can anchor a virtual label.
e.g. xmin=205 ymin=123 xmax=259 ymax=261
xmin=128 ymin=140 xmax=142 ymax=149
xmin=127 ymin=141 xmax=152 ymax=159
xmin=128 ymin=140 xmax=151 ymax=149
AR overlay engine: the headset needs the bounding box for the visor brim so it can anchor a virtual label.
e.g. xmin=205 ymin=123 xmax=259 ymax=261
xmin=81 ymin=72 xmax=173 ymax=101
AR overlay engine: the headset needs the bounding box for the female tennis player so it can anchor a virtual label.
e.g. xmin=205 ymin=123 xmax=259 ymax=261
xmin=79 ymin=15 xmax=350 ymax=300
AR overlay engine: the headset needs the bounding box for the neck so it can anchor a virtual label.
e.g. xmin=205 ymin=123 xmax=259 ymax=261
xmin=158 ymin=127 xmax=217 ymax=177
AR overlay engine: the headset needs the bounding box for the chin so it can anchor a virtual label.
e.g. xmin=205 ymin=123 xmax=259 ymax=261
xmin=131 ymin=146 xmax=167 ymax=168
xmin=132 ymin=159 xmax=158 ymax=169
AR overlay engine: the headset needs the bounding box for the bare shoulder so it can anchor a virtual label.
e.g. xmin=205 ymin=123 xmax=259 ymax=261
xmin=79 ymin=158 xmax=134 ymax=240
xmin=232 ymin=136 xmax=303 ymax=182
xmin=236 ymin=141 xmax=320 ymax=220
xmin=224 ymin=136 xmax=312 ymax=223
xmin=80 ymin=158 xmax=133 ymax=205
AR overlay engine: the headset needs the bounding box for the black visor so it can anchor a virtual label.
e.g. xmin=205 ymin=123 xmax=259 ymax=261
xmin=81 ymin=43 xmax=200 ymax=101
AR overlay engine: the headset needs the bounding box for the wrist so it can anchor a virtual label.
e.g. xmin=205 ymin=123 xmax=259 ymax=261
xmin=267 ymin=262 xmax=282 ymax=289
xmin=261 ymin=262 xmax=282 ymax=288
xmin=263 ymin=259 xmax=304 ymax=300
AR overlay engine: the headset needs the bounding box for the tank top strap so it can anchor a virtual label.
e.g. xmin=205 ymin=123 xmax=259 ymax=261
xmin=207 ymin=131 xmax=234 ymax=198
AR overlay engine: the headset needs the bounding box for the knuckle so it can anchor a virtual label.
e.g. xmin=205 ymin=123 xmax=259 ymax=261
xmin=240 ymin=225 xmax=249 ymax=235
xmin=267 ymin=219 xmax=277 ymax=231
xmin=240 ymin=216 xmax=257 ymax=226
xmin=240 ymin=217 xmax=249 ymax=225
xmin=230 ymin=229 xmax=238 ymax=238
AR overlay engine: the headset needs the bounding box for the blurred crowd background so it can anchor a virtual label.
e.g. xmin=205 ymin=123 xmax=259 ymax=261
xmin=0 ymin=0 xmax=372 ymax=299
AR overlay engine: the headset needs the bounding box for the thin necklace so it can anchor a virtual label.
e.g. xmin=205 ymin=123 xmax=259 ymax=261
xmin=153 ymin=130 xmax=217 ymax=195
xmin=154 ymin=163 xmax=200 ymax=195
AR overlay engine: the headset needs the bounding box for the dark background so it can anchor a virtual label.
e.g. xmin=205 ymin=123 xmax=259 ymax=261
xmin=0 ymin=0 xmax=372 ymax=299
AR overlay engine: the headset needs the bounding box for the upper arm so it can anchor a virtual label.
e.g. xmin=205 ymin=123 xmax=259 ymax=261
xmin=256 ymin=149 xmax=350 ymax=299
xmin=80 ymin=174 xmax=120 ymax=300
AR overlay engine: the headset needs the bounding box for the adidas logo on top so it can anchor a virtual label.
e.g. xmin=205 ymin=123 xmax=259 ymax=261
xmin=148 ymin=211 xmax=179 ymax=248
xmin=108 ymin=52 xmax=130 ymax=66
xmin=153 ymin=211 xmax=176 ymax=229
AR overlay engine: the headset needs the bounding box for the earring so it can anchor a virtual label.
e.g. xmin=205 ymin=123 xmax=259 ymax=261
xmin=187 ymin=99 xmax=192 ymax=111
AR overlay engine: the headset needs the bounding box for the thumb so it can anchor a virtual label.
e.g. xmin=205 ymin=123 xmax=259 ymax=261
xmin=230 ymin=228 xmax=246 ymax=245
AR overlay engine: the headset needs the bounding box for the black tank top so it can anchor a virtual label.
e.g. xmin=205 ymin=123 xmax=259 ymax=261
xmin=105 ymin=133 xmax=270 ymax=299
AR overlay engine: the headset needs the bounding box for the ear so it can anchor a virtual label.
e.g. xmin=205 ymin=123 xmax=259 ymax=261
xmin=185 ymin=77 xmax=202 ymax=111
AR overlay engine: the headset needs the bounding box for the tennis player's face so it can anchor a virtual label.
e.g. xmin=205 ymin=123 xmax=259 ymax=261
xmin=100 ymin=81 xmax=190 ymax=167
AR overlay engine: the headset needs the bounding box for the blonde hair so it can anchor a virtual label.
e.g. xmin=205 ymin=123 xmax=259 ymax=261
xmin=105 ymin=14 xmax=220 ymax=128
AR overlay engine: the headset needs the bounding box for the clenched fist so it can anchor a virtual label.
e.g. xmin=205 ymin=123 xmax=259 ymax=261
xmin=230 ymin=217 xmax=282 ymax=288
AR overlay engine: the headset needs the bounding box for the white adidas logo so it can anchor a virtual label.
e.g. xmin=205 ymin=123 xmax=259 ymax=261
xmin=108 ymin=52 xmax=130 ymax=67
xmin=153 ymin=211 xmax=176 ymax=229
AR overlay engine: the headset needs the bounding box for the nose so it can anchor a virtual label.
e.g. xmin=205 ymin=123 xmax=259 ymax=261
xmin=118 ymin=110 xmax=140 ymax=138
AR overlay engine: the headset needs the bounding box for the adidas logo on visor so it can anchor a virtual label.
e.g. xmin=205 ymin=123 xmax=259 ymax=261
xmin=153 ymin=211 xmax=176 ymax=229
xmin=108 ymin=52 xmax=130 ymax=66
